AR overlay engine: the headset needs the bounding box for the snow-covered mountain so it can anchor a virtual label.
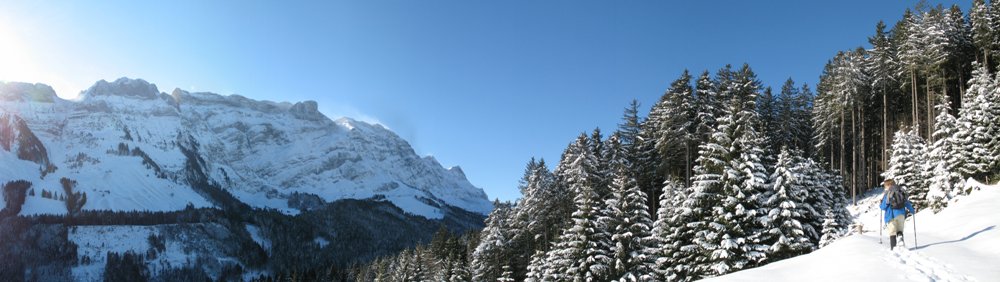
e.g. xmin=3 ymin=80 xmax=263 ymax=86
xmin=0 ymin=78 xmax=492 ymax=218
xmin=704 ymin=179 xmax=1000 ymax=282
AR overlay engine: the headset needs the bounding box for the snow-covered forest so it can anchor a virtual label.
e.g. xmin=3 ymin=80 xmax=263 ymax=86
xmin=348 ymin=1 xmax=1000 ymax=281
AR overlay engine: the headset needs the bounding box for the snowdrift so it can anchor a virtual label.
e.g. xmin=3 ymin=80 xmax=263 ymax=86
xmin=704 ymin=179 xmax=1000 ymax=282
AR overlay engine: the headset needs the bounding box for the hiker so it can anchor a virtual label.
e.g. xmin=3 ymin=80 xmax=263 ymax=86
xmin=879 ymin=179 xmax=915 ymax=250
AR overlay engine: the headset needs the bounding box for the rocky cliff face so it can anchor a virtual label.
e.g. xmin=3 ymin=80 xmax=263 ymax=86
xmin=0 ymin=77 xmax=491 ymax=218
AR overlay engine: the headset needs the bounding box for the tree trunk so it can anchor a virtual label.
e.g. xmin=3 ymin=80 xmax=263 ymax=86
xmin=861 ymin=104 xmax=867 ymax=194
xmin=852 ymin=104 xmax=857 ymax=205
xmin=958 ymin=66 xmax=966 ymax=105
xmin=685 ymin=142 xmax=691 ymax=188
xmin=830 ymin=139 xmax=835 ymax=171
xmin=943 ymin=69 xmax=949 ymax=113
xmin=840 ymin=109 xmax=846 ymax=176
xmin=911 ymin=68 xmax=918 ymax=130
xmin=926 ymin=75 xmax=933 ymax=141
xmin=882 ymin=84 xmax=888 ymax=173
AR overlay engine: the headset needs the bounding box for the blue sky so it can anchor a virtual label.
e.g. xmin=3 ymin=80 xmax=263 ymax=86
xmin=0 ymin=1 xmax=967 ymax=201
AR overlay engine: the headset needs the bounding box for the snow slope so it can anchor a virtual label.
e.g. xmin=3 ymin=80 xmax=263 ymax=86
xmin=704 ymin=179 xmax=1000 ymax=282
xmin=0 ymin=78 xmax=492 ymax=218
xmin=69 ymin=224 xmax=246 ymax=281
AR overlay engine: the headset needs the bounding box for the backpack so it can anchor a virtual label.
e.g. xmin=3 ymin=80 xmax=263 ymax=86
xmin=887 ymin=185 xmax=907 ymax=209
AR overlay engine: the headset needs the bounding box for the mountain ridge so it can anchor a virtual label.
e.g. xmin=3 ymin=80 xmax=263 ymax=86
xmin=0 ymin=77 xmax=492 ymax=218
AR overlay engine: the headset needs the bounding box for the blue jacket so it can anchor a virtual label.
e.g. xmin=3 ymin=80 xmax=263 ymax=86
xmin=880 ymin=192 xmax=915 ymax=223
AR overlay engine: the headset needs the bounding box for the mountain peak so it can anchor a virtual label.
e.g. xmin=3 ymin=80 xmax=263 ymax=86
xmin=448 ymin=166 xmax=466 ymax=178
xmin=289 ymin=100 xmax=325 ymax=121
xmin=84 ymin=77 xmax=160 ymax=99
xmin=0 ymin=82 xmax=58 ymax=103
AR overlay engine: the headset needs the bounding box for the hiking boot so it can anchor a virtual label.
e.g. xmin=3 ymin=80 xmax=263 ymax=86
xmin=898 ymin=232 xmax=905 ymax=246
xmin=890 ymin=235 xmax=896 ymax=250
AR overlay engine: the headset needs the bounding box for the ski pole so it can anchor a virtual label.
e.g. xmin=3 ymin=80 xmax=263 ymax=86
xmin=879 ymin=210 xmax=883 ymax=244
xmin=912 ymin=210 xmax=917 ymax=248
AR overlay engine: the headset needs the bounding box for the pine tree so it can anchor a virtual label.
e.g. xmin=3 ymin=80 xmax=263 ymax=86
xmin=867 ymin=20 xmax=902 ymax=172
xmin=523 ymin=250 xmax=546 ymax=282
xmin=970 ymin=0 xmax=995 ymax=67
xmin=685 ymin=97 xmax=732 ymax=280
xmin=763 ymin=148 xmax=814 ymax=260
xmin=794 ymin=84 xmax=816 ymax=157
xmin=758 ymin=86 xmax=779 ymax=155
xmin=685 ymin=64 xmax=769 ymax=279
xmin=510 ymin=157 xmax=561 ymax=279
xmin=591 ymin=128 xmax=612 ymax=199
xmin=818 ymin=211 xmax=843 ymax=248
xmin=638 ymin=70 xmax=690 ymax=217
xmin=927 ymin=96 xmax=964 ymax=212
xmin=958 ymin=63 xmax=1000 ymax=175
xmin=618 ymin=99 xmax=643 ymax=167
xmin=542 ymin=134 xmax=611 ymax=281
xmin=603 ymin=161 xmax=653 ymax=281
xmin=497 ymin=265 xmax=515 ymax=282
xmin=448 ymin=257 xmax=471 ymax=282
xmin=812 ymin=60 xmax=838 ymax=170
xmin=694 ymin=70 xmax=719 ymax=146
xmin=471 ymin=202 xmax=515 ymax=282
xmin=725 ymin=64 xmax=770 ymax=268
xmin=776 ymin=79 xmax=813 ymax=154
xmin=414 ymin=250 xmax=429 ymax=282
xmin=640 ymin=178 xmax=689 ymax=281
xmin=883 ymin=128 xmax=931 ymax=210
xmin=794 ymin=157 xmax=832 ymax=243
xmin=648 ymin=70 xmax=697 ymax=187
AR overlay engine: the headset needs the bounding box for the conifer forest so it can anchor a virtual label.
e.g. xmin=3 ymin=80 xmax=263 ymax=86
xmin=345 ymin=2 xmax=1000 ymax=281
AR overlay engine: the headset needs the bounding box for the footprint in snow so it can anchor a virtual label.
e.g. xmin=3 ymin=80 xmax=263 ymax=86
xmin=883 ymin=247 xmax=974 ymax=282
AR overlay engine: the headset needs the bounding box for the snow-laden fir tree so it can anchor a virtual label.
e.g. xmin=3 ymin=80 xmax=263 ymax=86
xmin=654 ymin=70 xmax=697 ymax=186
xmin=883 ymin=128 xmax=930 ymax=210
xmin=818 ymin=210 xmax=843 ymax=248
xmin=540 ymin=134 xmax=612 ymax=281
xmin=683 ymin=101 xmax=732 ymax=280
xmin=510 ymin=157 xmax=562 ymax=279
xmin=758 ymin=86 xmax=778 ymax=156
xmin=433 ymin=257 xmax=450 ymax=282
xmin=927 ymin=96 xmax=965 ymax=212
xmin=720 ymin=63 xmax=770 ymax=269
xmin=497 ymin=265 xmax=515 ymax=282
xmin=448 ymin=257 xmax=471 ymax=282
xmin=763 ymin=148 xmax=814 ymax=260
xmin=591 ymin=128 xmax=612 ymax=199
xmin=523 ymin=250 xmax=547 ymax=282
xmin=795 ymin=157 xmax=841 ymax=243
xmin=775 ymin=79 xmax=814 ymax=154
xmin=694 ymin=70 xmax=719 ymax=146
xmin=970 ymin=0 xmax=995 ymax=66
xmin=684 ymin=64 xmax=769 ymax=279
xmin=954 ymin=63 xmax=997 ymax=176
xmin=471 ymin=201 xmax=515 ymax=281
xmin=824 ymin=171 xmax=853 ymax=231
xmin=647 ymin=178 xmax=687 ymax=281
xmin=639 ymin=70 xmax=696 ymax=212
xmin=388 ymin=249 xmax=409 ymax=282
xmin=601 ymin=140 xmax=654 ymax=281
